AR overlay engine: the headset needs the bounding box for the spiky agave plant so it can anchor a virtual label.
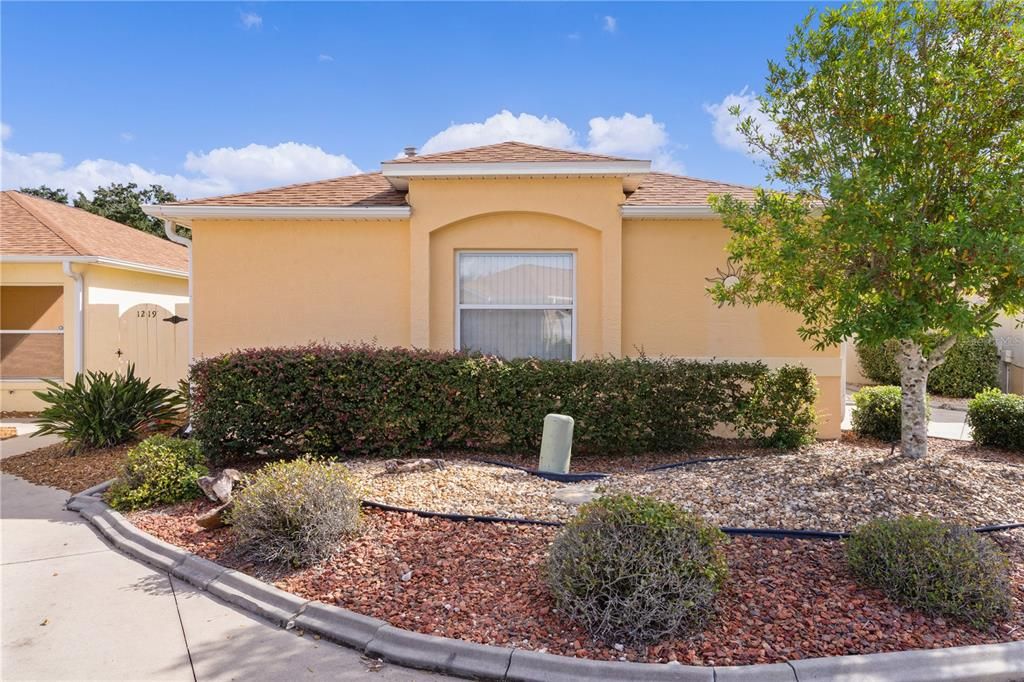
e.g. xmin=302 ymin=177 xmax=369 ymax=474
xmin=33 ymin=365 xmax=183 ymax=452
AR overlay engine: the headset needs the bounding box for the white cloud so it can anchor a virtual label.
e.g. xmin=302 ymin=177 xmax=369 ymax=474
xmin=587 ymin=113 xmax=667 ymax=156
xmin=120 ymin=132 xmax=135 ymax=143
xmin=705 ymin=87 xmax=777 ymax=157
xmin=1 ymin=122 xmax=11 ymax=141
xmin=183 ymin=142 xmax=360 ymax=189
xmin=318 ymin=53 xmax=334 ymax=62
xmin=417 ymin=110 xmax=685 ymax=173
xmin=2 ymin=142 xmax=361 ymax=200
xmin=419 ymin=110 xmax=578 ymax=155
xmin=240 ymin=11 xmax=262 ymax=29
xmin=567 ymin=32 xmax=581 ymax=41
xmin=602 ymin=16 xmax=617 ymax=33
xmin=1 ymin=149 xmax=232 ymax=199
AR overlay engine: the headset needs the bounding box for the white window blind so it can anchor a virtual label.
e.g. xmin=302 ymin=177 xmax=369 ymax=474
xmin=457 ymin=253 xmax=574 ymax=361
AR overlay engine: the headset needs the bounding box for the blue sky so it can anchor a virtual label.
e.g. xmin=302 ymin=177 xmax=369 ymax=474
xmin=1 ymin=2 xmax=832 ymax=200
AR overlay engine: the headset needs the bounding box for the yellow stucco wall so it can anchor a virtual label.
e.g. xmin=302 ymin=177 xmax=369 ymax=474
xmin=621 ymin=218 xmax=843 ymax=437
xmin=190 ymin=219 xmax=410 ymax=358
xmin=186 ymin=176 xmax=844 ymax=438
xmin=1 ymin=262 xmax=187 ymax=411
xmin=408 ymin=177 xmax=625 ymax=354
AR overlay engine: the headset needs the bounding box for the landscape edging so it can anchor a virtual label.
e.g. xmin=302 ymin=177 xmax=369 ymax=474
xmin=67 ymin=481 xmax=1024 ymax=682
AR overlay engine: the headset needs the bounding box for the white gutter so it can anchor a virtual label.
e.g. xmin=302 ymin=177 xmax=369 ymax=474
xmin=61 ymin=261 xmax=84 ymax=376
xmin=141 ymin=204 xmax=411 ymax=226
xmin=2 ymin=255 xmax=187 ymax=279
xmin=620 ymin=205 xmax=719 ymax=219
xmin=163 ymin=220 xmax=194 ymax=370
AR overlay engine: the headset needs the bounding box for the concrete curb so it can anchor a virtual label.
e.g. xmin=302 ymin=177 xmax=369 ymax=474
xmin=70 ymin=484 xmax=1024 ymax=682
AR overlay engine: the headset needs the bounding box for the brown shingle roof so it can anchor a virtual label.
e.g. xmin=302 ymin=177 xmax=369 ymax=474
xmin=387 ymin=141 xmax=632 ymax=164
xmin=624 ymin=172 xmax=757 ymax=207
xmin=1 ymin=191 xmax=188 ymax=273
xmin=169 ymin=172 xmax=407 ymax=207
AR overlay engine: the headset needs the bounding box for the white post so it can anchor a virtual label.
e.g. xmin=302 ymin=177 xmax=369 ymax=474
xmin=538 ymin=413 xmax=574 ymax=474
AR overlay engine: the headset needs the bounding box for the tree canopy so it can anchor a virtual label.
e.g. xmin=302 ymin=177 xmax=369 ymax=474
xmin=73 ymin=183 xmax=179 ymax=239
xmin=18 ymin=185 xmax=69 ymax=204
xmin=709 ymin=0 xmax=1024 ymax=457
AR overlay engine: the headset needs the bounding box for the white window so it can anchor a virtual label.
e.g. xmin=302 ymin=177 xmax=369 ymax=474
xmin=456 ymin=252 xmax=575 ymax=361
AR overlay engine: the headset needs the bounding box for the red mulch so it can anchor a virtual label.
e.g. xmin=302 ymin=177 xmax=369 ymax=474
xmin=0 ymin=442 xmax=130 ymax=492
xmin=129 ymin=503 xmax=1024 ymax=665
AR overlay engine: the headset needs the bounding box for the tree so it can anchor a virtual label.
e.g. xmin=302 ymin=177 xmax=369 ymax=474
xmin=708 ymin=1 xmax=1024 ymax=458
xmin=74 ymin=183 xmax=181 ymax=240
xmin=19 ymin=185 xmax=69 ymax=204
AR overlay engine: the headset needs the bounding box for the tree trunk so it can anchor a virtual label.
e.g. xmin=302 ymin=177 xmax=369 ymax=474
xmin=894 ymin=337 xmax=958 ymax=459
xmin=895 ymin=341 xmax=930 ymax=459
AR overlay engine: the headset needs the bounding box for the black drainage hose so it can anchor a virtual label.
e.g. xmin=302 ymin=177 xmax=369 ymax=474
xmin=361 ymin=500 xmax=1024 ymax=539
xmin=473 ymin=459 xmax=608 ymax=482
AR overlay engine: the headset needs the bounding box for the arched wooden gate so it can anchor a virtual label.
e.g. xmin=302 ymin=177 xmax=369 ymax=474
xmin=117 ymin=303 xmax=188 ymax=389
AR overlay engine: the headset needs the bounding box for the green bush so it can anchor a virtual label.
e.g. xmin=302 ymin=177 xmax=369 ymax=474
xmin=846 ymin=516 xmax=1012 ymax=627
xmin=735 ymin=365 xmax=818 ymax=447
xmin=545 ymin=494 xmax=728 ymax=644
xmin=190 ymin=345 xmax=820 ymax=462
xmin=968 ymin=389 xmax=1024 ymax=450
xmin=856 ymin=337 xmax=998 ymax=398
xmin=33 ymin=365 xmax=183 ymax=453
xmin=228 ymin=459 xmax=361 ymax=566
xmin=851 ymin=385 xmax=930 ymax=441
xmin=107 ymin=436 xmax=207 ymax=511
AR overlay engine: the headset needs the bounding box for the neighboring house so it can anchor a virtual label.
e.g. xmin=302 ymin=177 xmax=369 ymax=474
xmin=145 ymin=141 xmax=845 ymax=437
xmin=1 ymin=191 xmax=189 ymax=411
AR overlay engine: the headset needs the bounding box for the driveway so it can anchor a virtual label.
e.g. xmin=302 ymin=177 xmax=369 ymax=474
xmin=1 ymin=433 xmax=445 ymax=681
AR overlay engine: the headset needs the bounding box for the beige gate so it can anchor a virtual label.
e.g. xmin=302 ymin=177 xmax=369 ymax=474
xmin=117 ymin=303 xmax=189 ymax=389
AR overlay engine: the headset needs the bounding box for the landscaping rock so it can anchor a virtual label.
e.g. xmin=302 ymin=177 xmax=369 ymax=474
xmin=551 ymin=484 xmax=599 ymax=506
xmin=197 ymin=468 xmax=241 ymax=503
xmin=382 ymin=459 xmax=446 ymax=475
xmin=196 ymin=501 xmax=233 ymax=530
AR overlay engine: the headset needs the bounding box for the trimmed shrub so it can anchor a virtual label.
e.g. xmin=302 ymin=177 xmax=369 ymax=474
xmin=191 ymin=344 xmax=820 ymax=462
xmin=968 ymin=389 xmax=1024 ymax=450
xmin=107 ymin=435 xmax=207 ymax=511
xmin=33 ymin=365 xmax=183 ymax=453
xmin=846 ymin=516 xmax=1012 ymax=627
xmin=228 ymin=459 xmax=361 ymax=566
xmin=735 ymin=365 xmax=819 ymax=447
xmin=546 ymin=494 xmax=728 ymax=644
xmin=851 ymin=385 xmax=930 ymax=442
xmin=855 ymin=337 xmax=998 ymax=398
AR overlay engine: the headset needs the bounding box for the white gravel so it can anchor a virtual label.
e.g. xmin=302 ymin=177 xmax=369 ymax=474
xmin=345 ymin=441 xmax=1024 ymax=530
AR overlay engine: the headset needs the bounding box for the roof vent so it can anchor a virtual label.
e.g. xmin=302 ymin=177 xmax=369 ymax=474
xmin=403 ymin=146 xmax=417 ymax=158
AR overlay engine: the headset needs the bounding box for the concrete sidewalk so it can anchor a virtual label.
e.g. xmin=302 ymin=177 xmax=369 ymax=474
xmin=1 ymin=434 xmax=444 ymax=681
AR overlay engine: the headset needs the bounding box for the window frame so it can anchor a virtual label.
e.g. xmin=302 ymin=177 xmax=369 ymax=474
xmin=454 ymin=250 xmax=577 ymax=361
xmin=0 ymin=284 xmax=65 ymax=382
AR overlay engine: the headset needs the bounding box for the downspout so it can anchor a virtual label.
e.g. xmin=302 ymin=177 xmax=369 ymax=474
xmin=62 ymin=261 xmax=84 ymax=376
xmin=163 ymin=220 xmax=193 ymax=366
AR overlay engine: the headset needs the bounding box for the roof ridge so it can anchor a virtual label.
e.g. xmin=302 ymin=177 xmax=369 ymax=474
xmin=6 ymin=191 xmax=86 ymax=256
xmin=643 ymin=171 xmax=759 ymax=191
xmin=386 ymin=140 xmax=630 ymax=164
xmin=170 ymin=171 xmax=384 ymax=206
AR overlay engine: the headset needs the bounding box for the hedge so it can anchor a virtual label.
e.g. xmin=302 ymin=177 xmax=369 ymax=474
xmin=190 ymin=345 xmax=820 ymax=463
xmin=856 ymin=336 xmax=998 ymax=398
xmin=967 ymin=389 xmax=1024 ymax=450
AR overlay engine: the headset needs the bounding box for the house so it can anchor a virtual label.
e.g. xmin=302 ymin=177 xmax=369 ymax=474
xmin=1 ymin=191 xmax=190 ymax=411
xmin=144 ymin=141 xmax=846 ymax=437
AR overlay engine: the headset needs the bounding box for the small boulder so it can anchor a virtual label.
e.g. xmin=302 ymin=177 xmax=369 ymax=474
xmin=197 ymin=501 xmax=233 ymax=530
xmin=198 ymin=468 xmax=242 ymax=504
xmin=382 ymin=459 xmax=446 ymax=475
